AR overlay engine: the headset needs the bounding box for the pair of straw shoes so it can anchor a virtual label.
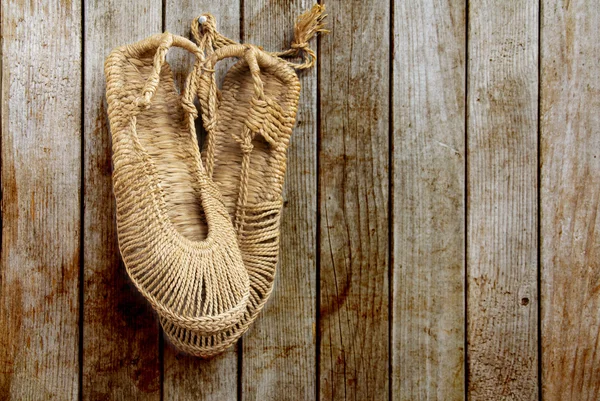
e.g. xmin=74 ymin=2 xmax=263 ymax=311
xmin=104 ymin=5 xmax=326 ymax=357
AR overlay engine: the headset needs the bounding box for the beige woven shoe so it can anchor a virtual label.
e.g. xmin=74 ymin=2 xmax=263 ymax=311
xmin=160 ymin=5 xmax=327 ymax=357
xmin=105 ymin=33 xmax=250 ymax=336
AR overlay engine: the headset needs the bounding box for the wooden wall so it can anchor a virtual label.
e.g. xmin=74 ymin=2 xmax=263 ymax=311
xmin=1 ymin=0 xmax=598 ymax=400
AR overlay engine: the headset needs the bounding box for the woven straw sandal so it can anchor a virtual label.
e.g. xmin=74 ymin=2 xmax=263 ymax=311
xmin=159 ymin=5 xmax=327 ymax=357
xmin=105 ymin=33 xmax=250 ymax=336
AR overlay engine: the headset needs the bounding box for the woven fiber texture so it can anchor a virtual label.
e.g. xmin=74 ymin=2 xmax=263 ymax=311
xmin=105 ymin=4 xmax=326 ymax=358
xmin=160 ymin=5 xmax=327 ymax=357
xmin=105 ymin=34 xmax=250 ymax=336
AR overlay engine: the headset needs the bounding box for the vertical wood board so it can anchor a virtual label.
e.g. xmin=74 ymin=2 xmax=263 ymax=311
xmin=319 ymin=0 xmax=390 ymax=399
xmin=82 ymin=1 xmax=163 ymax=399
xmin=0 ymin=0 xmax=82 ymax=399
xmin=467 ymin=0 xmax=539 ymax=398
xmin=242 ymin=1 xmax=318 ymax=399
xmin=392 ymin=0 xmax=466 ymax=399
xmin=541 ymin=0 xmax=600 ymax=399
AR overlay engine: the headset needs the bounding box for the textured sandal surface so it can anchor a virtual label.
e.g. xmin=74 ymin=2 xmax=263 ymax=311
xmin=162 ymin=51 xmax=300 ymax=357
xmin=105 ymin=33 xmax=250 ymax=336
xmin=160 ymin=5 xmax=326 ymax=357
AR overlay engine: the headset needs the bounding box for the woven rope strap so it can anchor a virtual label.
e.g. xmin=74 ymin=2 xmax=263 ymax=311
xmin=149 ymin=5 xmax=327 ymax=358
xmin=105 ymin=33 xmax=251 ymax=336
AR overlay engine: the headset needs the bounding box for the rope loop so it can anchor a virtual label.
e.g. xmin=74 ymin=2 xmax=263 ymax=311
xmin=193 ymin=4 xmax=327 ymax=71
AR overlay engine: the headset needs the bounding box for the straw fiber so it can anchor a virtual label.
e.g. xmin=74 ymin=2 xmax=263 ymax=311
xmin=105 ymin=35 xmax=250 ymax=336
xmin=105 ymin=5 xmax=327 ymax=357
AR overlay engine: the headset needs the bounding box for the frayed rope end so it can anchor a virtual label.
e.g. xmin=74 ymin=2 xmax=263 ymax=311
xmin=292 ymin=4 xmax=329 ymax=49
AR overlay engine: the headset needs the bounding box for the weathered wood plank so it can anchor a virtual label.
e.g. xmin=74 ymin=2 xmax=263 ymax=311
xmin=82 ymin=1 xmax=162 ymax=399
xmin=466 ymin=0 xmax=539 ymax=398
xmin=319 ymin=0 xmax=390 ymax=399
xmin=241 ymin=1 xmax=317 ymax=399
xmin=0 ymin=0 xmax=82 ymax=399
xmin=163 ymin=350 xmax=237 ymax=401
xmin=541 ymin=1 xmax=600 ymax=399
xmin=162 ymin=2 xmax=240 ymax=400
xmin=392 ymin=0 xmax=466 ymax=399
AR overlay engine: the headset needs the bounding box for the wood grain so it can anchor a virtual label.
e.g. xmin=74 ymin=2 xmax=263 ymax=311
xmin=540 ymin=1 xmax=600 ymax=399
xmin=392 ymin=0 xmax=466 ymax=399
xmin=5 ymin=0 xmax=600 ymax=398
xmin=0 ymin=0 xmax=82 ymax=399
xmin=241 ymin=1 xmax=317 ymax=400
xmin=163 ymin=350 xmax=238 ymax=401
xmin=318 ymin=0 xmax=390 ymax=399
xmin=466 ymin=0 xmax=539 ymax=398
xmin=82 ymin=1 xmax=162 ymax=399
xmin=162 ymin=2 xmax=240 ymax=400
